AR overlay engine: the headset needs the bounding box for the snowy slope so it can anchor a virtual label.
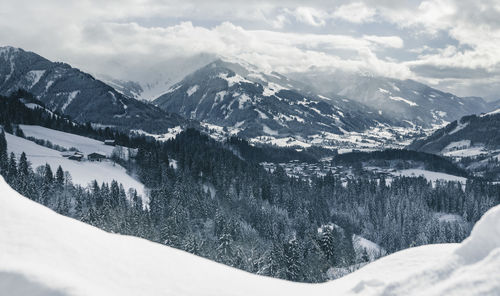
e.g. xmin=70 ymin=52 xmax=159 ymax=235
xmin=20 ymin=125 xmax=117 ymax=157
xmin=154 ymin=59 xmax=391 ymax=139
xmin=5 ymin=132 xmax=145 ymax=197
xmin=0 ymin=46 xmax=185 ymax=133
xmin=1 ymin=178 xmax=500 ymax=295
xmin=393 ymin=169 xmax=467 ymax=185
xmin=290 ymin=70 xmax=492 ymax=128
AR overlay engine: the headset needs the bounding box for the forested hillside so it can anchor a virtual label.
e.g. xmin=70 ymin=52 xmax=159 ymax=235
xmin=1 ymin=92 xmax=500 ymax=282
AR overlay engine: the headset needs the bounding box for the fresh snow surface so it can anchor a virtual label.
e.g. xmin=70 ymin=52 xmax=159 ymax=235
xmin=218 ymin=73 xmax=253 ymax=87
xmin=262 ymin=82 xmax=288 ymax=97
xmin=442 ymin=146 xmax=487 ymax=158
xmin=393 ymin=169 xmax=467 ymax=185
xmin=5 ymin=132 xmax=145 ymax=198
xmin=20 ymin=125 xmax=116 ymax=157
xmin=130 ymin=126 xmax=183 ymax=142
xmin=317 ymin=94 xmax=331 ymax=101
xmin=186 ymin=85 xmax=199 ymax=96
xmin=388 ymin=96 xmax=418 ymax=106
xmin=255 ymin=108 xmax=269 ymax=119
xmin=1 ymin=177 xmax=500 ymax=295
xmin=265 ymin=137 xmax=312 ymax=148
xmin=442 ymin=140 xmax=471 ymax=152
xmin=353 ymin=235 xmax=386 ymax=260
xmin=262 ymin=124 xmax=279 ymax=136
xmin=237 ymin=94 xmax=252 ymax=109
xmin=434 ymin=212 xmax=464 ymax=223
xmin=482 ymin=108 xmax=500 ymax=117
xmin=26 ymin=70 xmax=45 ymax=88
xmin=449 ymin=121 xmax=469 ymax=135
xmin=378 ymin=88 xmax=390 ymax=94
xmin=61 ymin=91 xmax=80 ymax=112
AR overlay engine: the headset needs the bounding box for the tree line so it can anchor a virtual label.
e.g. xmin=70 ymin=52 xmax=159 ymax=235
xmin=1 ymin=92 xmax=500 ymax=283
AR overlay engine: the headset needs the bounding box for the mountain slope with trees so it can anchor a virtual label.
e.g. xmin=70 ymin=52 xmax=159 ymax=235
xmin=2 ymin=93 xmax=499 ymax=282
xmin=0 ymin=46 xmax=186 ymax=133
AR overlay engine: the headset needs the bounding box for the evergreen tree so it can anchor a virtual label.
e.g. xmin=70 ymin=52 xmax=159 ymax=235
xmin=283 ymin=238 xmax=302 ymax=281
xmin=18 ymin=152 xmax=29 ymax=176
xmin=56 ymin=165 xmax=64 ymax=186
xmin=216 ymin=231 xmax=234 ymax=264
xmin=15 ymin=125 xmax=25 ymax=138
xmin=7 ymin=152 xmax=17 ymax=183
xmin=0 ymin=129 xmax=8 ymax=176
xmin=3 ymin=117 xmax=13 ymax=134
xmin=317 ymin=226 xmax=339 ymax=265
xmin=43 ymin=163 xmax=54 ymax=184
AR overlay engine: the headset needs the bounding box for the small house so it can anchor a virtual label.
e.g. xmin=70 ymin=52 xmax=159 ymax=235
xmin=61 ymin=151 xmax=75 ymax=158
xmin=68 ymin=152 xmax=84 ymax=161
xmin=104 ymin=140 xmax=116 ymax=146
xmin=62 ymin=151 xmax=84 ymax=161
xmin=88 ymin=152 xmax=106 ymax=162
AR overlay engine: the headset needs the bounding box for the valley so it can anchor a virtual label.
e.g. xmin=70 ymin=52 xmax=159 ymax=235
xmin=0 ymin=44 xmax=499 ymax=294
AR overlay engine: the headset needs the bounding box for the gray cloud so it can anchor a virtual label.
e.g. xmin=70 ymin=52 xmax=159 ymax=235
xmin=0 ymin=0 xmax=499 ymax=100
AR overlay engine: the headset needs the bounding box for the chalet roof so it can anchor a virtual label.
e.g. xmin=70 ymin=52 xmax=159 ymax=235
xmin=88 ymin=152 xmax=106 ymax=158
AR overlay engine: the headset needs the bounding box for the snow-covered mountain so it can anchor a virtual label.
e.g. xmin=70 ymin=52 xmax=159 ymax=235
xmin=1 ymin=176 xmax=499 ymax=295
xmin=290 ymin=71 xmax=493 ymax=128
xmin=408 ymin=111 xmax=500 ymax=179
xmin=409 ymin=112 xmax=500 ymax=155
xmin=154 ymin=59 xmax=393 ymax=139
xmin=0 ymin=46 xmax=185 ymax=133
xmin=97 ymin=53 xmax=217 ymax=101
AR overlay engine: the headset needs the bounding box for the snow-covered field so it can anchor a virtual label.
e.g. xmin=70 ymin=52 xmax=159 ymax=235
xmin=1 ymin=177 xmax=499 ymax=295
xmin=393 ymin=169 xmax=467 ymax=185
xmin=442 ymin=145 xmax=489 ymax=158
xmin=131 ymin=126 xmax=183 ymax=142
xmin=20 ymin=125 xmax=117 ymax=157
xmin=5 ymin=131 xmax=146 ymax=198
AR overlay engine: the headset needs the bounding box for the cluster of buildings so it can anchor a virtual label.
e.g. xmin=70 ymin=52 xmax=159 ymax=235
xmin=60 ymin=139 xmax=115 ymax=162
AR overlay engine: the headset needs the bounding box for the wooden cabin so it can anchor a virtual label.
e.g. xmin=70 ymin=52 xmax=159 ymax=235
xmin=88 ymin=152 xmax=106 ymax=162
xmin=104 ymin=140 xmax=116 ymax=146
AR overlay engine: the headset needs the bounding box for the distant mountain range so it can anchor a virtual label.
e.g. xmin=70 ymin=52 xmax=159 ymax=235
xmin=96 ymin=53 xmax=217 ymax=101
xmin=0 ymin=46 xmax=185 ymax=133
xmin=408 ymin=110 xmax=500 ymax=179
xmin=289 ymin=71 xmax=494 ymax=128
xmin=408 ymin=110 xmax=500 ymax=154
xmin=2 ymin=46 xmax=498 ymax=146
xmin=154 ymin=59 xmax=392 ymax=138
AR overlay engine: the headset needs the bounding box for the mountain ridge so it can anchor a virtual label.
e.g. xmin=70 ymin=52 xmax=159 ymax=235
xmin=154 ymin=59 xmax=393 ymax=139
xmin=0 ymin=46 xmax=187 ymax=133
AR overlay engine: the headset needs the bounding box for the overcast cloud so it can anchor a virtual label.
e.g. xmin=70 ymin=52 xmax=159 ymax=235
xmin=1 ymin=0 xmax=499 ymax=100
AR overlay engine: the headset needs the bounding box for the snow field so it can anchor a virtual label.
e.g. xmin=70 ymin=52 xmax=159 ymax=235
xmin=5 ymin=130 xmax=146 ymax=198
xmin=0 ymin=177 xmax=499 ymax=295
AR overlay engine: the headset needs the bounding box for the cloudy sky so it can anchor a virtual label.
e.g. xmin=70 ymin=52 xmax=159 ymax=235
xmin=1 ymin=0 xmax=499 ymax=100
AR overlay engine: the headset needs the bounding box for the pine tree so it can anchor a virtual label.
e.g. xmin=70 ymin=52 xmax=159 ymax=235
xmin=265 ymin=242 xmax=284 ymax=278
xmin=18 ymin=152 xmax=29 ymax=176
xmin=15 ymin=125 xmax=25 ymax=138
xmin=3 ymin=117 xmax=13 ymax=134
xmin=283 ymin=238 xmax=302 ymax=281
xmin=216 ymin=231 xmax=234 ymax=264
xmin=110 ymin=180 xmax=120 ymax=207
xmin=0 ymin=129 xmax=8 ymax=176
xmin=43 ymin=163 xmax=54 ymax=184
xmin=7 ymin=152 xmax=18 ymax=183
xmin=56 ymin=165 xmax=64 ymax=186
xmin=317 ymin=226 xmax=338 ymax=265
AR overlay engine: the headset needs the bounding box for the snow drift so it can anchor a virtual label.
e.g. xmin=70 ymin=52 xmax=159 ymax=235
xmin=0 ymin=177 xmax=499 ymax=295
